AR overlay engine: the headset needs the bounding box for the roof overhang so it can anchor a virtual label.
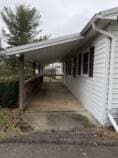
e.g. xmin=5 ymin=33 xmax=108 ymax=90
xmin=81 ymin=7 xmax=118 ymax=36
xmin=4 ymin=7 xmax=118 ymax=64
xmin=5 ymin=34 xmax=83 ymax=64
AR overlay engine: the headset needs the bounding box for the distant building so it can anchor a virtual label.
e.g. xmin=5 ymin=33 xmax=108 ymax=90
xmin=44 ymin=63 xmax=63 ymax=78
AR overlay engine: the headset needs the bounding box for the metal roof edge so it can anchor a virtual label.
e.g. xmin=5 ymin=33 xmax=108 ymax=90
xmin=5 ymin=33 xmax=82 ymax=56
xmin=100 ymin=7 xmax=118 ymax=16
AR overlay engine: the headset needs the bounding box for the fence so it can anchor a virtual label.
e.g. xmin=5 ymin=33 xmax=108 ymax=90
xmin=24 ymin=75 xmax=43 ymax=108
xmin=43 ymin=74 xmax=64 ymax=82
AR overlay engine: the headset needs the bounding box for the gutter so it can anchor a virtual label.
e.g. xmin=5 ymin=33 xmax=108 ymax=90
xmin=92 ymin=18 xmax=118 ymax=133
xmin=107 ymin=112 xmax=118 ymax=133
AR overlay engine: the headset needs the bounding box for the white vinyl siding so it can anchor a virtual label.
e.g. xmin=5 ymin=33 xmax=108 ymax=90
xmin=65 ymin=35 xmax=108 ymax=125
xmin=108 ymin=21 xmax=118 ymax=123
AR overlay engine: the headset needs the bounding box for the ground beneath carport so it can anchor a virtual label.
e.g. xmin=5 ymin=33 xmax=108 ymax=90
xmin=22 ymin=82 xmax=97 ymax=132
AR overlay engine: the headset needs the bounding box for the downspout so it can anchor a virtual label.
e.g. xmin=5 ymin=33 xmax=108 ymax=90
xmin=92 ymin=22 xmax=118 ymax=133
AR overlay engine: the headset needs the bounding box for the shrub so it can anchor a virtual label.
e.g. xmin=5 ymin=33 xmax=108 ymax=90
xmin=0 ymin=80 xmax=18 ymax=108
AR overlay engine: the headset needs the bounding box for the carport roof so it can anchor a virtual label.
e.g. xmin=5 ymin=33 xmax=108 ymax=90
xmin=5 ymin=33 xmax=83 ymax=64
xmin=4 ymin=7 xmax=118 ymax=64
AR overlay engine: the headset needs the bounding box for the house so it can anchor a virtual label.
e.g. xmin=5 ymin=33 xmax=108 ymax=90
xmin=4 ymin=7 xmax=118 ymax=132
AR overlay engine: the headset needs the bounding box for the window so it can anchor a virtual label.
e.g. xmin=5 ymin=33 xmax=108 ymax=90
xmin=68 ymin=58 xmax=71 ymax=75
xmin=83 ymin=52 xmax=89 ymax=74
xmin=78 ymin=53 xmax=81 ymax=75
xmin=65 ymin=58 xmax=72 ymax=75
xmin=73 ymin=56 xmax=76 ymax=77
xmin=65 ymin=61 xmax=67 ymax=74
xmin=66 ymin=46 xmax=95 ymax=77
xmin=89 ymin=47 xmax=94 ymax=77
xmin=63 ymin=63 xmax=64 ymax=73
xmin=65 ymin=60 xmax=69 ymax=75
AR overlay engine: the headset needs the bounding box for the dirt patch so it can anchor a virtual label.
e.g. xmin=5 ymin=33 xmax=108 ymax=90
xmin=96 ymin=127 xmax=118 ymax=140
xmin=0 ymin=108 xmax=19 ymax=139
xmin=14 ymin=118 xmax=34 ymax=133
xmin=0 ymin=109 xmax=34 ymax=140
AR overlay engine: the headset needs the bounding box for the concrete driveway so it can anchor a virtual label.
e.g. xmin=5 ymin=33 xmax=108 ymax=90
xmin=22 ymin=83 xmax=97 ymax=131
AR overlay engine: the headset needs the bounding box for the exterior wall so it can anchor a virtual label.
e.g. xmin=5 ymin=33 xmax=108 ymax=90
xmin=64 ymin=35 xmax=109 ymax=125
xmin=108 ymin=21 xmax=118 ymax=123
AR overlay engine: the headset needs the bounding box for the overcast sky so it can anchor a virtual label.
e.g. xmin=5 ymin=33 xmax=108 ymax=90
xmin=0 ymin=0 xmax=118 ymax=43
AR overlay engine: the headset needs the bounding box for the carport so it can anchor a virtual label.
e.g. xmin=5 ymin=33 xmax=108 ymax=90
xmin=5 ymin=33 xmax=83 ymax=110
xmin=4 ymin=32 xmax=98 ymax=132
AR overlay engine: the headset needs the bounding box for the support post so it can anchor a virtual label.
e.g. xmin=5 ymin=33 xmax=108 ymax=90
xmin=18 ymin=55 xmax=24 ymax=111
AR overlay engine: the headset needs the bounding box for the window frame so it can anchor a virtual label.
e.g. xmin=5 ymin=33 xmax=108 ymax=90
xmin=65 ymin=60 xmax=69 ymax=75
xmin=89 ymin=46 xmax=95 ymax=77
xmin=68 ymin=58 xmax=72 ymax=75
xmin=66 ymin=46 xmax=95 ymax=78
xmin=82 ymin=52 xmax=89 ymax=75
xmin=72 ymin=56 xmax=77 ymax=78
xmin=78 ymin=53 xmax=82 ymax=75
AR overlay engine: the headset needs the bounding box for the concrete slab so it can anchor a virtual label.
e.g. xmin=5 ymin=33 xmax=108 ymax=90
xmin=22 ymin=82 xmax=98 ymax=131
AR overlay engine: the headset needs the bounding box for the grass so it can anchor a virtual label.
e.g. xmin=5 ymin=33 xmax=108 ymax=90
xmin=0 ymin=109 xmax=21 ymax=139
xmin=0 ymin=109 xmax=10 ymax=129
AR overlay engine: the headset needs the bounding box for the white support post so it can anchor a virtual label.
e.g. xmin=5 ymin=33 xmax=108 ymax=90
xmin=18 ymin=55 xmax=24 ymax=111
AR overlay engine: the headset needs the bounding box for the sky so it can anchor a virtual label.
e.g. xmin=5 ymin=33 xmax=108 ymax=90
xmin=0 ymin=0 xmax=118 ymax=46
